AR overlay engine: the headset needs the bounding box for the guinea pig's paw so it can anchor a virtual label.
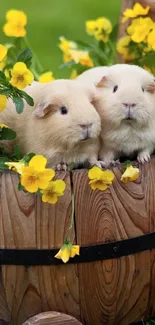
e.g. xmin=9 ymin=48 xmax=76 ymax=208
xmin=137 ymin=151 xmax=151 ymax=164
xmin=110 ymin=159 xmax=120 ymax=167
xmin=55 ymin=163 xmax=68 ymax=171
xmin=90 ymin=160 xmax=106 ymax=169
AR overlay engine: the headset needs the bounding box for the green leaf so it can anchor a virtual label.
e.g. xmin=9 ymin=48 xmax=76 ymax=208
xmin=75 ymin=39 xmax=93 ymax=50
xmin=110 ymin=24 xmax=119 ymax=42
xmin=0 ymin=157 xmax=9 ymax=170
xmin=22 ymin=152 xmax=36 ymax=164
xmin=124 ymin=160 xmax=131 ymax=168
xmin=0 ymin=127 xmax=16 ymax=140
xmin=17 ymin=48 xmax=32 ymax=68
xmin=13 ymin=96 xmax=24 ymax=114
xmin=11 ymin=144 xmax=22 ymax=160
xmin=19 ymin=90 xmax=34 ymax=106
xmin=137 ymin=52 xmax=155 ymax=68
xmin=18 ymin=182 xmax=25 ymax=191
xmin=0 ymin=70 xmax=7 ymax=83
xmin=36 ymin=189 xmax=42 ymax=196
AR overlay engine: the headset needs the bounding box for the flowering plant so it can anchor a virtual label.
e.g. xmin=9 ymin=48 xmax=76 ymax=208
xmin=117 ymin=3 xmax=155 ymax=74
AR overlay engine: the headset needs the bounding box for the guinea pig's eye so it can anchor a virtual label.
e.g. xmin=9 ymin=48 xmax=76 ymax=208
xmin=142 ymin=87 xmax=144 ymax=92
xmin=60 ymin=106 xmax=68 ymax=115
xmin=113 ymin=85 xmax=118 ymax=93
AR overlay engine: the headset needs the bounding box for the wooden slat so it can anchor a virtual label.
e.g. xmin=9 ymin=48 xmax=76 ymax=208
xmin=141 ymin=159 xmax=155 ymax=320
xmin=0 ymin=172 xmax=80 ymax=325
xmin=73 ymin=167 xmax=151 ymax=325
xmin=22 ymin=311 xmax=82 ymax=325
xmin=0 ymin=268 xmax=11 ymax=324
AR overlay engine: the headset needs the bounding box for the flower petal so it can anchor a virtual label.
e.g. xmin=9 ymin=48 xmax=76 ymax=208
xmin=42 ymin=193 xmax=58 ymax=204
xmin=29 ymin=155 xmax=47 ymax=171
xmin=88 ymin=166 xmax=103 ymax=180
xmin=0 ymin=95 xmax=7 ymax=112
xmin=21 ymin=175 xmax=39 ymax=193
xmin=100 ymin=170 xmax=115 ymax=183
xmin=55 ymin=247 xmax=70 ymax=263
xmin=89 ymin=179 xmax=108 ymax=191
xmin=0 ymin=44 xmax=7 ymax=62
xmin=121 ymin=166 xmax=139 ymax=183
xmin=70 ymin=245 xmax=80 ymax=258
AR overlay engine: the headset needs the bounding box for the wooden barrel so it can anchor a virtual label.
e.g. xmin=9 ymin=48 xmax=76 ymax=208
xmin=0 ymin=159 xmax=155 ymax=325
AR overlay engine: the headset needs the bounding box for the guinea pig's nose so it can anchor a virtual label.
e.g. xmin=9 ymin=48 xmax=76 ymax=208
xmin=123 ymin=103 xmax=136 ymax=108
xmin=79 ymin=123 xmax=92 ymax=129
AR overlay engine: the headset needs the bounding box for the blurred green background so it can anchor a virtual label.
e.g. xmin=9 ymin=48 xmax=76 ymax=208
xmin=0 ymin=0 xmax=121 ymax=78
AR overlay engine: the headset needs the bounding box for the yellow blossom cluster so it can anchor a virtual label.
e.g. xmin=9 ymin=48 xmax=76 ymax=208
xmin=55 ymin=242 xmax=80 ymax=263
xmin=117 ymin=3 xmax=155 ymax=62
xmin=86 ymin=17 xmax=112 ymax=42
xmin=88 ymin=163 xmax=139 ymax=192
xmin=3 ymin=9 xmax=27 ymax=37
xmin=6 ymin=155 xmax=66 ymax=203
xmin=59 ymin=37 xmax=94 ymax=68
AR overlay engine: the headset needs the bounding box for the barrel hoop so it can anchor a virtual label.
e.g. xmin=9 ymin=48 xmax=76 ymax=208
xmin=0 ymin=231 xmax=155 ymax=266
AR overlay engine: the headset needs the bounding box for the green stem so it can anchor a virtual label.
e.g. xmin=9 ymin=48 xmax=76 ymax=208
xmin=24 ymin=36 xmax=43 ymax=73
xmin=65 ymin=171 xmax=75 ymax=241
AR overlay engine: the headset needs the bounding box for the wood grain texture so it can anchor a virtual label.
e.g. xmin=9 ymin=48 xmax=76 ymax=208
xmin=0 ymin=172 xmax=80 ymax=325
xmin=141 ymin=159 xmax=155 ymax=320
xmin=22 ymin=311 xmax=83 ymax=325
xmin=73 ymin=167 xmax=151 ymax=325
xmin=0 ymin=268 xmax=11 ymax=324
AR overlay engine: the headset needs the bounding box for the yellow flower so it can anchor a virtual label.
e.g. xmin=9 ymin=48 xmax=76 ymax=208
xmin=0 ymin=95 xmax=7 ymax=112
xmin=5 ymin=161 xmax=25 ymax=174
xmin=10 ymin=62 xmax=34 ymax=90
xmin=127 ymin=17 xmax=153 ymax=43
xmin=148 ymin=28 xmax=155 ymax=50
xmin=86 ymin=20 xmax=97 ymax=35
xmin=88 ymin=166 xmax=114 ymax=191
xmin=117 ymin=36 xmax=135 ymax=61
xmin=86 ymin=17 xmax=112 ymax=42
xmin=93 ymin=17 xmax=112 ymax=42
xmin=70 ymin=69 xmax=78 ymax=79
xmin=3 ymin=10 xmax=27 ymax=37
xmin=0 ymin=44 xmax=7 ymax=62
xmin=121 ymin=165 xmax=139 ymax=183
xmin=70 ymin=245 xmax=80 ymax=258
xmin=21 ymin=155 xmax=54 ymax=193
xmin=41 ymin=180 xmax=66 ymax=204
xmin=70 ymin=49 xmax=94 ymax=67
xmin=0 ymin=123 xmax=8 ymax=128
xmin=122 ymin=3 xmax=150 ymax=23
xmin=59 ymin=37 xmax=77 ymax=53
xmin=55 ymin=243 xmax=80 ymax=263
xmin=39 ymin=71 xmax=55 ymax=83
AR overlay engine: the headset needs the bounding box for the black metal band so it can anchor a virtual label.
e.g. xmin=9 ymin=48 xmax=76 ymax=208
xmin=0 ymin=231 xmax=155 ymax=266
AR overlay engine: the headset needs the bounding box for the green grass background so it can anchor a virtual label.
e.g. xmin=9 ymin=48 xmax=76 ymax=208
xmin=0 ymin=0 xmax=121 ymax=78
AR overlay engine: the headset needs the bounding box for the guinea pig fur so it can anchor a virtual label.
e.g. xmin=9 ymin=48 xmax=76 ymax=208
xmin=0 ymin=80 xmax=101 ymax=169
xmin=77 ymin=64 xmax=155 ymax=164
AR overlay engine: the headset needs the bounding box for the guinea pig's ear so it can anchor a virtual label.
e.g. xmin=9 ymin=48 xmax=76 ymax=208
xmin=146 ymin=82 xmax=155 ymax=94
xmin=33 ymin=101 xmax=52 ymax=118
xmin=96 ymin=76 xmax=109 ymax=88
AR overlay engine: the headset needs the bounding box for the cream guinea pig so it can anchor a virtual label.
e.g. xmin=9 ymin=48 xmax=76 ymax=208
xmin=77 ymin=64 xmax=155 ymax=164
xmin=0 ymin=79 xmax=101 ymax=169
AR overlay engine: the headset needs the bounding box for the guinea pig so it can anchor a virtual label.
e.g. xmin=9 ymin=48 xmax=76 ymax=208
xmin=0 ymin=79 xmax=101 ymax=170
xmin=77 ymin=64 xmax=155 ymax=165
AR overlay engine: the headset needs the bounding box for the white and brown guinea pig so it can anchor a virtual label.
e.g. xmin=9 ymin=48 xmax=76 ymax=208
xmin=77 ymin=64 xmax=155 ymax=164
xmin=0 ymin=80 xmax=101 ymax=169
